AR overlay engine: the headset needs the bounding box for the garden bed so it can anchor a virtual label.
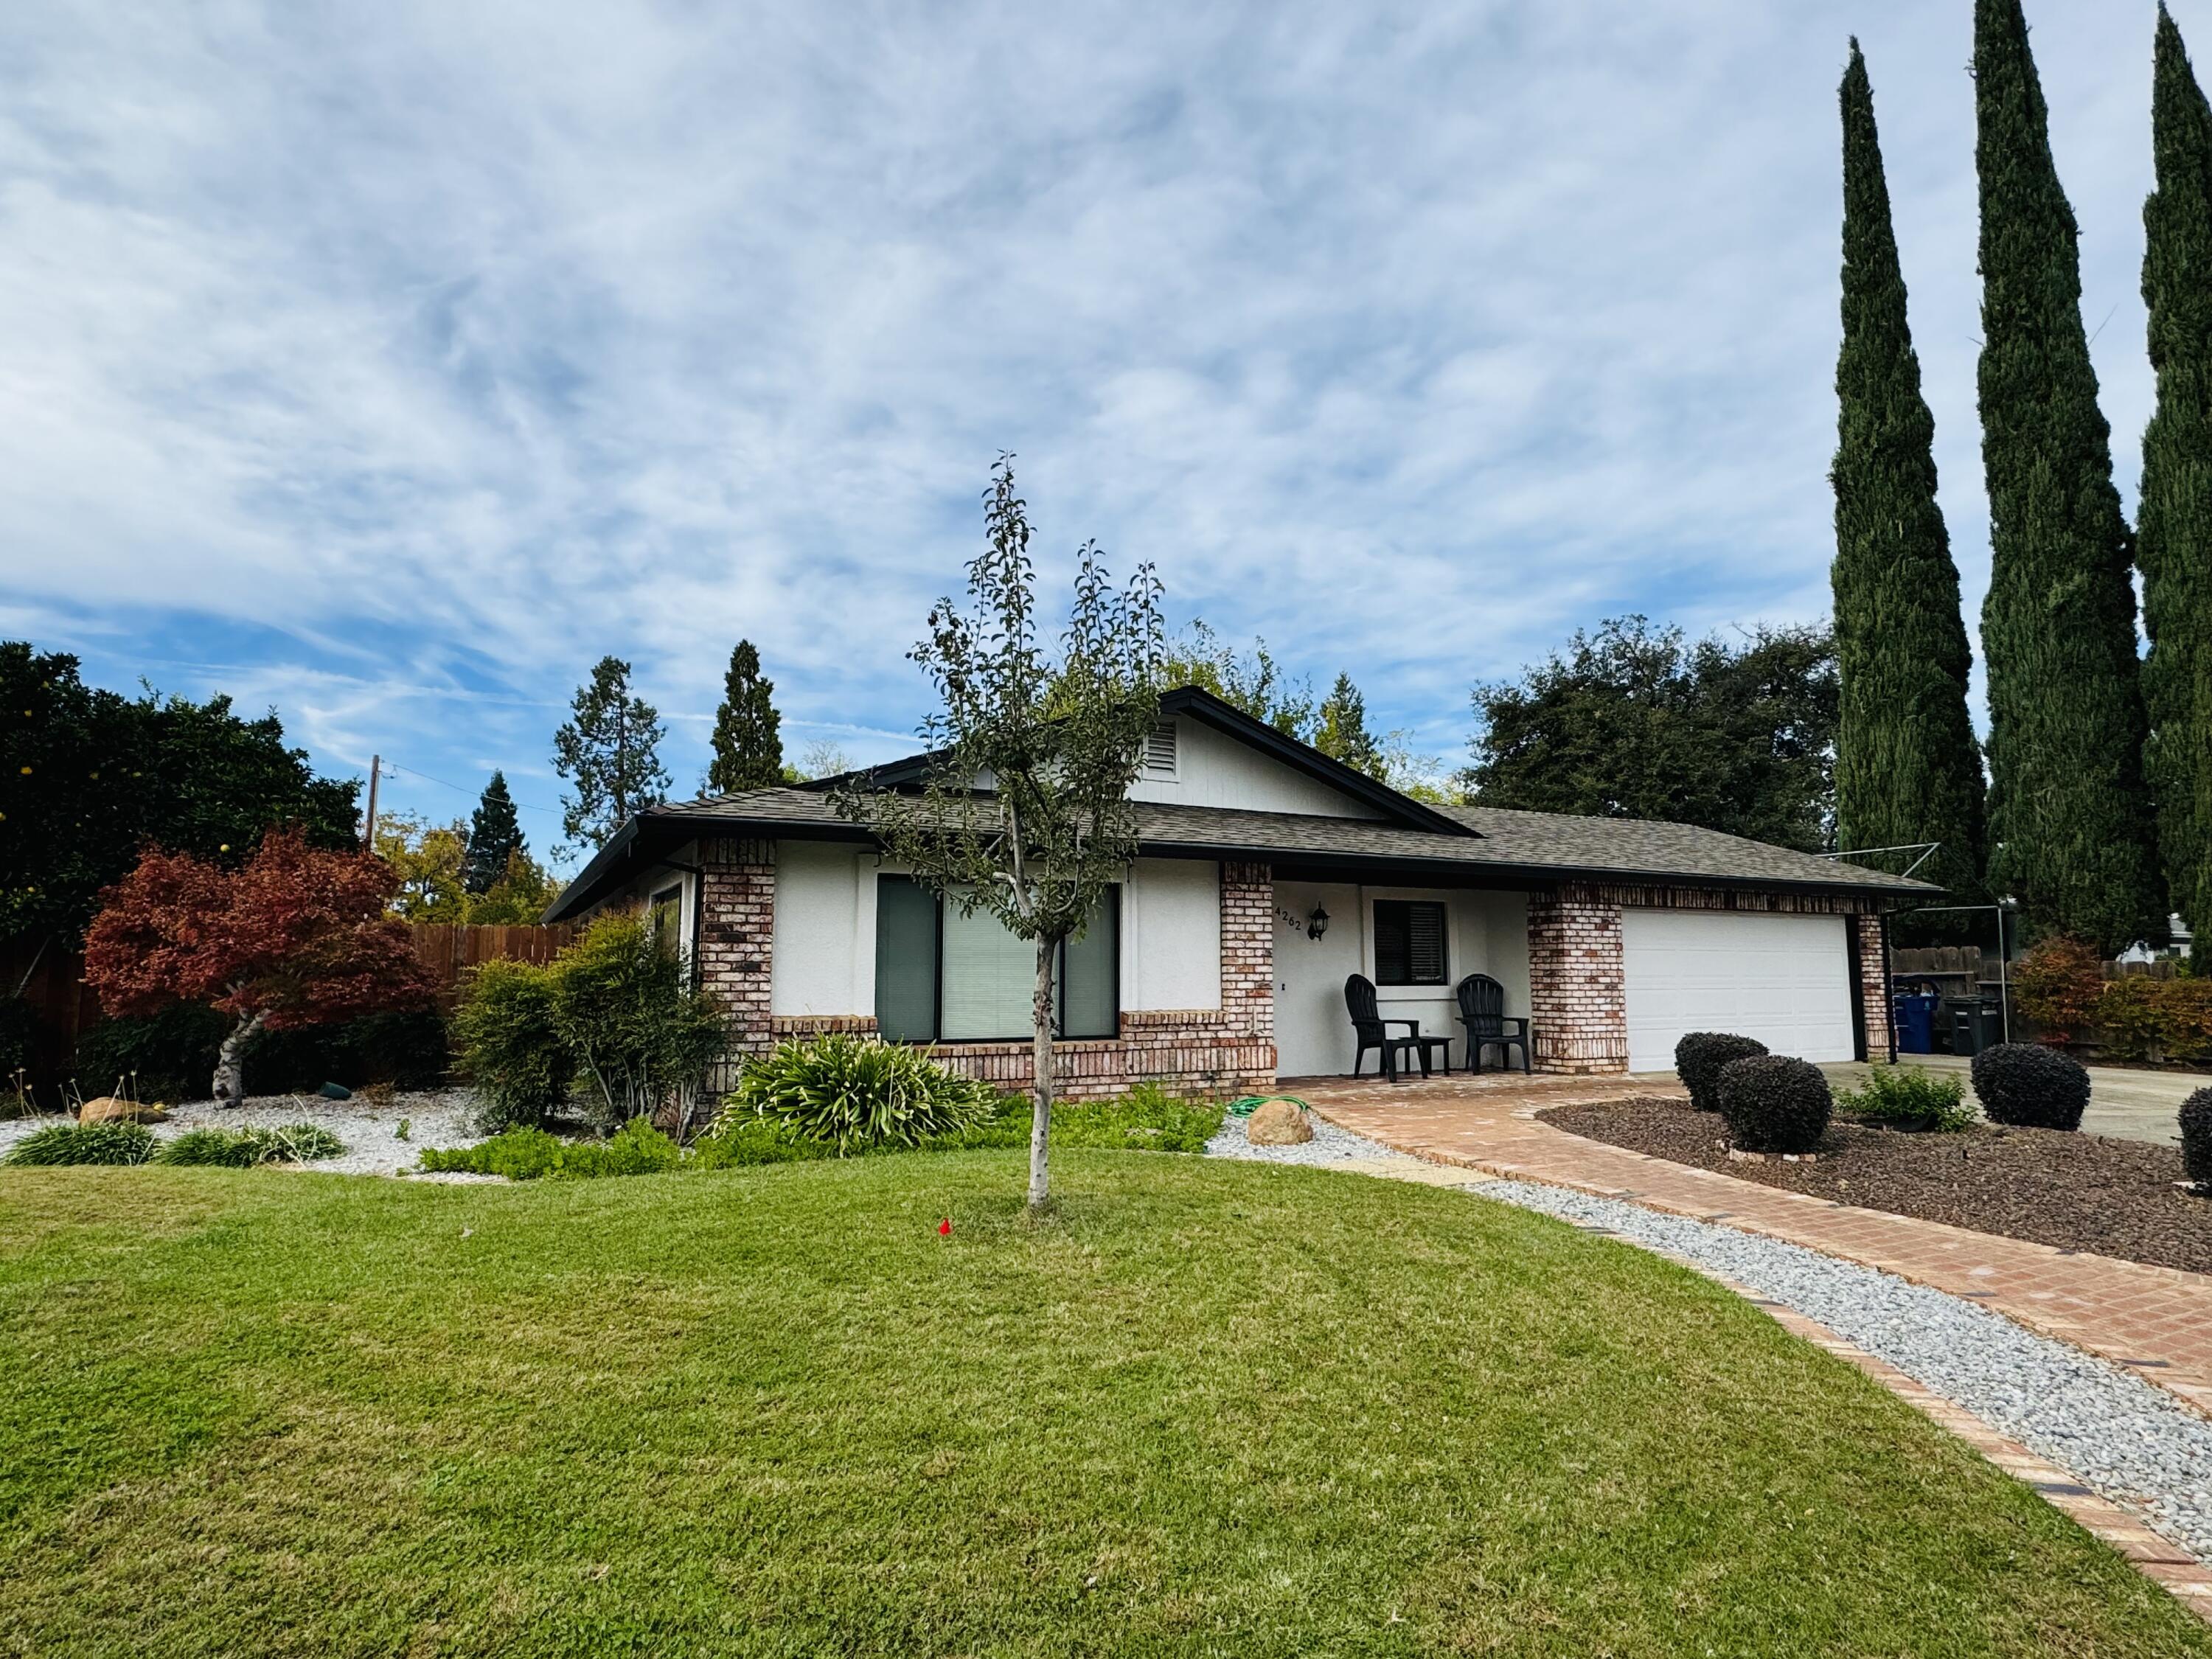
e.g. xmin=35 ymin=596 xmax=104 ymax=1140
xmin=1537 ymin=1097 xmax=2212 ymax=1276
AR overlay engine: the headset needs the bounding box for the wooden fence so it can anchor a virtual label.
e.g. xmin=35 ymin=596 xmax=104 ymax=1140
xmin=410 ymin=924 xmax=579 ymax=1003
xmin=1890 ymin=945 xmax=2180 ymax=984
xmin=4 ymin=924 xmax=580 ymax=1083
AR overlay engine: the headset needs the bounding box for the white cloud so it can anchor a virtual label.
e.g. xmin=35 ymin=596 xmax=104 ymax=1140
xmin=0 ymin=0 xmax=2191 ymax=787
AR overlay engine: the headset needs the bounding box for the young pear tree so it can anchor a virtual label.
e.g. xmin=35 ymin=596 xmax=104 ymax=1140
xmin=834 ymin=458 xmax=1164 ymax=1209
xmin=83 ymin=828 xmax=436 ymax=1106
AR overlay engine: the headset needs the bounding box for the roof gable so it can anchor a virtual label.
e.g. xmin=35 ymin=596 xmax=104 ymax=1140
xmin=807 ymin=685 xmax=1472 ymax=838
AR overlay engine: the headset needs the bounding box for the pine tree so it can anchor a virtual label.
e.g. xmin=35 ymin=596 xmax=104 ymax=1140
xmin=706 ymin=640 xmax=785 ymax=794
xmin=552 ymin=657 xmax=670 ymax=852
xmin=1830 ymin=40 xmax=1987 ymax=904
xmin=2140 ymin=3 xmax=2212 ymax=951
xmin=1314 ymin=672 xmax=1382 ymax=778
xmin=462 ymin=771 xmax=526 ymax=894
xmin=1973 ymin=0 xmax=2164 ymax=951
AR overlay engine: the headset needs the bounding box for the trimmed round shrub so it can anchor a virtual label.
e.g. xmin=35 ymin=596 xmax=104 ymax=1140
xmin=1674 ymin=1032 xmax=1770 ymax=1112
xmin=2180 ymin=1088 xmax=2212 ymax=1189
xmin=719 ymin=1034 xmax=1004 ymax=1152
xmin=1970 ymin=1043 xmax=2090 ymax=1131
xmin=1717 ymin=1055 xmax=1832 ymax=1154
xmin=5 ymin=1121 xmax=156 ymax=1166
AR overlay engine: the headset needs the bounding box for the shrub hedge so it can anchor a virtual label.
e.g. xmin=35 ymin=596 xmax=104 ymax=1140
xmin=1969 ymin=1043 xmax=2091 ymax=1131
xmin=2011 ymin=935 xmax=2212 ymax=1060
xmin=1717 ymin=1055 xmax=1832 ymax=1154
xmin=2178 ymin=1088 xmax=2212 ymax=1189
xmin=72 ymin=1006 xmax=449 ymax=1102
xmin=1674 ymin=1032 xmax=1770 ymax=1113
xmin=5 ymin=1121 xmax=155 ymax=1166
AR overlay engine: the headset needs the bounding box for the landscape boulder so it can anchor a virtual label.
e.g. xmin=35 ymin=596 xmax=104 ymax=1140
xmin=1245 ymin=1099 xmax=1313 ymax=1146
xmin=77 ymin=1096 xmax=166 ymax=1126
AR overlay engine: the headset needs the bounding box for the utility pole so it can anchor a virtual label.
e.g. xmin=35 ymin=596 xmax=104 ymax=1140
xmin=362 ymin=754 xmax=381 ymax=850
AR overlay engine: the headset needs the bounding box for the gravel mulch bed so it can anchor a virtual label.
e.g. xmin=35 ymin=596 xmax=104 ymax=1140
xmin=1470 ymin=1177 xmax=2212 ymax=1567
xmin=0 ymin=1088 xmax=487 ymax=1177
xmin=1205 ymin=1110 xmax=1406 ymax=1166
xmin=1539 ymin=1096 xmax=2212 ymax=1276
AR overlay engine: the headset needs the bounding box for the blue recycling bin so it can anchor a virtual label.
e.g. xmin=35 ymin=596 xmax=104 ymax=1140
xmin=1892 ymin=992 xmax=1938 ymax=1054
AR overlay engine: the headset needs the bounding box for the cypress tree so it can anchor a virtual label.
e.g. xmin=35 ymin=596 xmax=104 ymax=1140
xmin=706 ymin=640 xmax=785 ymax=794
xmin=1830 ymin=40 xmax=1987 ymax=904
xmin=2140 ymin=3 xmax=2212 ymax=951
xmin=462 ymin=771 xmax=525 ymax=894
xmin=1973 ymin=0 xmax=2164 ymax=951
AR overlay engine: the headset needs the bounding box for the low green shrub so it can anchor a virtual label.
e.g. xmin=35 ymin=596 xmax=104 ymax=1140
xmin=727 ymin=1034 xmax=1005 ymax=1152
xmin=1674 ymin=1032 xmax=1770 ymax=1112
xmin=155 ymin=1123 xmax=346 ymax=1168
xmin=451 ymin=958 xmax=571 ymax=1132
xmin=5 ymin=1121 xmax=156 ymax=1166
xmin=2178 ymin=1088 xmax=2211 ymax=1190
xmin=1052 ymin=1083 xmax=1227 ymax=1153
xmin=1835 ymin=1065 xmax=1975 ymax=1133
xmin=1717 ymin=1055 xmax=1831 ymax=1155
xmin=687 ymin=1115 xmax=841 ymax=1169
xmin=1970 ymin=1043 xmax=2090 ymax=1131
xmin=418 ymin=1118 xmax=681 ymax=1181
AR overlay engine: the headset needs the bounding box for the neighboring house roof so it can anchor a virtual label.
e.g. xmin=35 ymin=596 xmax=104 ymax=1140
xmin=545 ymin=787 xmax=1935 ymax=922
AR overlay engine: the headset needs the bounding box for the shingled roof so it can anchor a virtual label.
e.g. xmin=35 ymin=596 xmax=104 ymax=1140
xmin=545 ymin=786 xmax=1935 ymax=920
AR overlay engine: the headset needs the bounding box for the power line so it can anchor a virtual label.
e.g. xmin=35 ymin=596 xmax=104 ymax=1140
xmin=378 ymin=759 xmax=563 ymax=818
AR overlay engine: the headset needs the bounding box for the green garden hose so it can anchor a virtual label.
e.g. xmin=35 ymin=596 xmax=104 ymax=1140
xmin=1227 ymin=1094 xmax=1309 ymax=1118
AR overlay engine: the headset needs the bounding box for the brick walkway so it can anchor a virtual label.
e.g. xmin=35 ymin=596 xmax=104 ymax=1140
xmin=1286 ymin=1071 xmax=2212 ymax=1419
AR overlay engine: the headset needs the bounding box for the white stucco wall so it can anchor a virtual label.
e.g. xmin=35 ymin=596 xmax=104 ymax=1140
xmin=1121 ymin=858 xmax=1220 ymax=1011
xmin=771 ymin=841 xmax=875 ymax=1016
xmin=1127 ymin=715 xmax=1373 ymax=818
xmin=1271 ymin=881 xmax=1531 ymax=1077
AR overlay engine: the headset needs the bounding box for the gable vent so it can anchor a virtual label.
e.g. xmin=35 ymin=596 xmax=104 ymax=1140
xmin=1141 ymin=720 xmax=1178 ymax=778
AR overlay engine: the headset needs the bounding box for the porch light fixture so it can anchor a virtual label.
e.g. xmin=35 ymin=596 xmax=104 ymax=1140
xmin=1307 ymin=904 xmax=1329 ymax=942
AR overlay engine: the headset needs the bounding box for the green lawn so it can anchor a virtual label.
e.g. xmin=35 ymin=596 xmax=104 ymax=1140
xmin=0 ymin=1153 xmax=2202 ymax=1658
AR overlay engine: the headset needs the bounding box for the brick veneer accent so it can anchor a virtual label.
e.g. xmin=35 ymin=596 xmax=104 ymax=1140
xmin=697 ymin=837 xmax=776 ymax=1092
xmin=1526 ymin=884 xmax=1630 ymax=1074
xmin=1526 ymin=880 xmax=1902 ymax=1075
xmin=1852 ymin=914 xmax=1895 ymax=1062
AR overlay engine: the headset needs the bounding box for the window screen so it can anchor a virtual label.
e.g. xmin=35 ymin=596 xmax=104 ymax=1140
xmin=1060 ymin=890 xmax=1119 ymax=1039
xmin=874 ymin=877 xmax=939 ymax=1043
xmin=873 ymin=878 xmax=1120 ymax=1041
xmin=1374 ymin=900 xmax=1447 ymax=986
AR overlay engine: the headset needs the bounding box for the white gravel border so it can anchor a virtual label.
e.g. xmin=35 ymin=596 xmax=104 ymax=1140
xmin=1205 ymin=1108 xmax=1400 ymax=1164
xmin=0 ymin=1088 xmax=486 ymax=1177
xmin=1466 ymin=1176 xmax=2212 ymax=1565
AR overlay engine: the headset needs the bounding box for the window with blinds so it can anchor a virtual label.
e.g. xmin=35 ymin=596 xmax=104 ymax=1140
xmin=874 ymin=877 xmax=1119 ymax=1041
xmin=1373 ymin=900 xmax=1447 ymax=986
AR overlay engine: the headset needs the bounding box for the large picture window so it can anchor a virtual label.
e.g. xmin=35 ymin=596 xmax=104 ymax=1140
xmin=1373 ymin=900 xmax=1447 ymax=986
xmin=874 ymin=877 xmax=1119 ymax=1043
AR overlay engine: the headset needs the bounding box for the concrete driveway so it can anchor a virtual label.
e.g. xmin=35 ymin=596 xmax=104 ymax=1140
xmin=1820 ymin=1052 xmax=2202 ymax=1147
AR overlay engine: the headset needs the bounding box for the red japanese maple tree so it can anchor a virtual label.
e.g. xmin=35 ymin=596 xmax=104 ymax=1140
xmin=83 ymin=828 xmax=437 ymax=1106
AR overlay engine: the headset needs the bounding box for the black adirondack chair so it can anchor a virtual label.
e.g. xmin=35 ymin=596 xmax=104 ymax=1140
xmin=1455 ymin=973 xmax=1531 ymax=1073
xmin=1345 ymin=974 xmax=1452 ymax=1082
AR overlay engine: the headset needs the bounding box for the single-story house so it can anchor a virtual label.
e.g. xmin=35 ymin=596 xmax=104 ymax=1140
xmin=546 ymin=686 xmax=1936 ymax=1096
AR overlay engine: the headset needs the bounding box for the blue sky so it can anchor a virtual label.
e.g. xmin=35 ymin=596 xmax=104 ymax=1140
xmin=1 ymin=1 xmax=2194 ymax=871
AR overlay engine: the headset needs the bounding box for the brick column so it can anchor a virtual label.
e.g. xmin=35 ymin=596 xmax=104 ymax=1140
xmin=1852 ymin=913 xmax=1894 ymax=1062
xmin=1526 ymin=882 xmax=1629 ymax=1074
xmin=698 ymin=837 xmax=775 ymax=1091
xmin=1218 ymin=861 xmax=1277 ymax=1085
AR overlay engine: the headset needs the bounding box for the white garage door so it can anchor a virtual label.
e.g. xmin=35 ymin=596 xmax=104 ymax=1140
xmin=1621 ymin=911 xmax=1856 ymax=1072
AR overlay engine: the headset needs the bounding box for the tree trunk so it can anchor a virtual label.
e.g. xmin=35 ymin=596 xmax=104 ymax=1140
xmin=213 ymin=1010 xmax=266 ymax=1109
xmin=1028 ymin=934 xmax=1056 ymax=1209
